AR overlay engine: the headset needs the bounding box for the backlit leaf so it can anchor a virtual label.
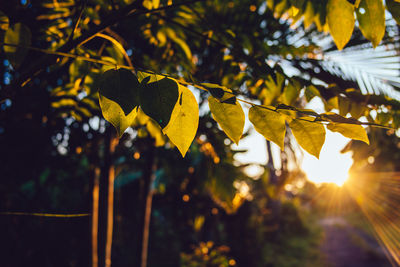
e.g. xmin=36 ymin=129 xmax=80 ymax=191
xmin=289 ymin=119 xmax=326 ymax=158
xmin=327 ymin=123 xmax=369 ymax=144
xmin=327 ymin=0 xmax=355 ymax=50
xmin=356 ymin=0 xmax=385 ymax=47
xmin=249 ymin=106 xmax=286 ymax=150
xmin=4 ymin=23 xmax=31 ymax=68
xmin=139 ymin=76 xmax=179 ymax=128
xmin=99 ymin=95 xmax=137 ymax=137
xmin=163 ymin=85 xmax=199 ymax=157
xmin=208 ymin=96 xmax=244 ymax=145
xmin=99 ymin=68 xmax=140 ymax=115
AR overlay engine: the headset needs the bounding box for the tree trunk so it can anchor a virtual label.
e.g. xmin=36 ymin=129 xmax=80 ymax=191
xmin=134 ymin=138 xmax=156 ymax=267
xmin=98 ymin=129 xmax=118 ymax=267
xmin=92 ymin=166 xmax=100 ymax=267
xmin=265 ymin=140 xmax=281 ymax=229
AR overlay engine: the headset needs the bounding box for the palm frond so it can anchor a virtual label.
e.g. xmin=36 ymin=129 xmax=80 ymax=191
xmin=315 ymin=19 xmax=400 ymax=99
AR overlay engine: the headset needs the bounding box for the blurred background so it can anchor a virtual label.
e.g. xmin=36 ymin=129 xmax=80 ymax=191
xmin=1 ymin=0 xmax=400 ymax=266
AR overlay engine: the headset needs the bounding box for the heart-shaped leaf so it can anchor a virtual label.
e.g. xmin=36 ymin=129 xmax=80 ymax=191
xmin=139 ymin=76 xmax=179 ymax=128
xmin=249 ymin=106 xmax=286 ymax=150
xmin=99 ymin=68 xmax=140 ymax=115
xmin=289 ymin=119 xmax=326 ymax=158
xmin=208 ymin=96 xmax=244 ymax=145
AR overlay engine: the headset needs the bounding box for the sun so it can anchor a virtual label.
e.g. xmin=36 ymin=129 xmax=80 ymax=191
xmin=301 ymin=131 xmax=353 ymax=187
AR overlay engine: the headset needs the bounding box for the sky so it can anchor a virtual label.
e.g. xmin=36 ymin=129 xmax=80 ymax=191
xmin=232 ymin=98 xmax=354 ymax=186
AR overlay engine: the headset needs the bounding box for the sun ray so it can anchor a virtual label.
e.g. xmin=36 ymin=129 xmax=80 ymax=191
xmin=346 ymin=171 xmax=400 ymax=266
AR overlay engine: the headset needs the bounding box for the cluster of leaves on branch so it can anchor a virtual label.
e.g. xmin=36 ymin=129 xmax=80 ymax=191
xmin=274 ymin=0 xmax=394 ymax=49
xmin=1 ymin=0 xmax=400 ymax=159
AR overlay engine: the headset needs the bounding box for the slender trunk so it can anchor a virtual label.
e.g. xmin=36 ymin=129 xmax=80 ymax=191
xmin=266 ymin=140 xmax=277 ymax=185
xmin=98 ymin=130 xmax=118 ymax=267
xmin=92 ymin=167 xmax=100 ymax=267
xmin=134 ymin=138 xmax=156 ymax=267
xmin=105 ymin=144 xmax=116 ymax=267
xmin=140 ymin=167 xmax=156 ymax=267
xmin=265 ymin=140 xmax=281 ymax=230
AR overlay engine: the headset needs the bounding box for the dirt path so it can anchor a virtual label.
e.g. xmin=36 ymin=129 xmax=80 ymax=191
xmin=319 ymin=217 xmax=392 ymax=267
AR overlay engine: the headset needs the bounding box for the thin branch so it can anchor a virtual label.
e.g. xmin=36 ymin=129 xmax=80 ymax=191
xmin=0 ymin=212 xmax=90 ymax=217
xmin=66 ymin=0 xmax=87 ymax=44
xmin=1 ymin=43 xmax=393 ymax=129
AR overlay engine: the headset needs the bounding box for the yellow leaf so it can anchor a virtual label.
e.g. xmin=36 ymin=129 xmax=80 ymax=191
xmin=327 ymin=123 xmax=369 ymax=144
xmin=289 ymin=119 xmax=326 ymax=158
xmin=163 ymin=85 xmax=199 ymax=157
xmin=99 ymin=95 xmax=137 ymax=137
xmin=356 ymin=0 xmax=385 ymax=48
xmin=208 ymin=96 xmax=244 ymax=145
xmin=327 ymin=0 xmax=355 ymax=50
xmin=249 ymin=106 xmax=286 ymax=150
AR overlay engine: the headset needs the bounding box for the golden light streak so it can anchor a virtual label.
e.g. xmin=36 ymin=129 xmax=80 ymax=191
xmin=346 ymin=171 xmax=400 ymax=266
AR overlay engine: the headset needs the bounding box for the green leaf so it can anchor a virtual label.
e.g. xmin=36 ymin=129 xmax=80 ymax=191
xmin=163 ymin=85 xmax=199 ymax=157
xmin=0 ymin=10 xmax=9 ymax=31
xmin=289 ymin=119 xmax=326 ymax=158
xmin=327 ymin=123 xmax=369 ymax=144
xmin=99 ymin=69 xmax=140 ymax=115
xmin=387 ymin=0 xmax=400 ymax=25
xmin=99 ymin=95 xmax=137 ymax=137
xmin=139 ymin=76 xmax=180 ymax=128
xmin=249 ymin=106 xmax=286 ymax=150
xmin=208 ymin=96 xmax=245 ymax=145
xmin=4 ymin=23 xmax=31 ymax=68
xmin=327 ymin=0 xmax=355 ymax=50
xmin=305 ymin=85 xmax=320 ymax=102
xmin=356 ymin=0 xmax=385 ymax=47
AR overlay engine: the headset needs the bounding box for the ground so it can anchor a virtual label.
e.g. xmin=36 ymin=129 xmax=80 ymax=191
xmin=319 ymin=217 xmax=392 ymax=267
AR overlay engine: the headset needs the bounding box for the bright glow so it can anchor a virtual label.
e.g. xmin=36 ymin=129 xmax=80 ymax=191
xmin=301 ymin=131 xmax=353 ymax=187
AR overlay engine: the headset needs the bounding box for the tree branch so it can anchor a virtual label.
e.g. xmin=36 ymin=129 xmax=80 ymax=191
xmin=1 ymin=0 xmax=205 ymax=101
